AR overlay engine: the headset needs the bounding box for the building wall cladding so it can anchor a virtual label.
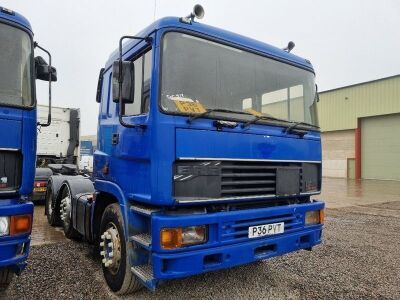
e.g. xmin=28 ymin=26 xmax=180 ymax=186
xmin=318 ymin=75 xmax=400 ymax=132
xmin=317 ymin=75 xmax=400 ymax=179
xmin=321 ymin=130 xmax=355 ymax=178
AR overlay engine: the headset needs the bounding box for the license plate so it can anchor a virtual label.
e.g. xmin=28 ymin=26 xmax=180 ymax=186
xmin=34 ymin=187 xmax=47 ymax=193
xmin=248 ymin=222 xmax=284 ymax=238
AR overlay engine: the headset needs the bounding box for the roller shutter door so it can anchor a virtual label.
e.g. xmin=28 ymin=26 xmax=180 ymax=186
xmin=361 ymin=114 xmax=400 ymax=180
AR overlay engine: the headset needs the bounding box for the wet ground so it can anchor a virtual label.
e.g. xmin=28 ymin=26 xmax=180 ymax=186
xmin=3 ymin=178 xmax=400 ymax=299
xmin=317 ymin=177 xmax=400 ymax=208
xmin=31 ymin=204 xmax=65 ymax=246
xmin=30 ymin=177 xmax=400 ymax=246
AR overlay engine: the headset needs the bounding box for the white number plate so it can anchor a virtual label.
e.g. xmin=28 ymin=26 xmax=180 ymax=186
xmin=248 ymin=222 xmax=284 ymax=238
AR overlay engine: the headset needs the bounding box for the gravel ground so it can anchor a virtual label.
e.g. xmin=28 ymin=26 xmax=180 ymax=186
xmin=2 ymin=201 xmax=399 ymax=300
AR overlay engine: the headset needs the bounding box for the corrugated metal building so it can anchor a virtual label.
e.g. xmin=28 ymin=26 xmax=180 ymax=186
xmin=317 ymin=74 xmax=400 ymax=180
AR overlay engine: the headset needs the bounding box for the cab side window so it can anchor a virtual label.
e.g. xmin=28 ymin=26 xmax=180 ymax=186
xmin=123 ymin=49 xmax=152 ymax=116
xmin=100 ymin=71 xmax=110 ymax=119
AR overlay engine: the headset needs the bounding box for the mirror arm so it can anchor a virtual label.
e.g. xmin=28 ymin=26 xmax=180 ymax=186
xmin=117 ymin=35 xmax=152 ymax=128
xmin=34 ymin=42 xmax=53 ymax=127
xmin=315 ymin=84 xmax=320 ymax=102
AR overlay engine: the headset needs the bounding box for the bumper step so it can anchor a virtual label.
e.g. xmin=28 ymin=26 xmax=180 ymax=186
xmin=130 ymin=204 xmax=160 ymax=216
xmin=131 ymin=264 xmax=156 ymax=290
xmin=130 ymin=233 xmax=151 ymax=249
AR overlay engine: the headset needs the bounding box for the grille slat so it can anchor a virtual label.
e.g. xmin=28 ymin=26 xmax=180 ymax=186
xmin=221 ymin=180 xmax=275 ymax=186
xmin=222 ymin=173 xmax=275 ymax=178
xmin=221 ymin=187 xmax=275 ymax=194
xmin=219 ymin=161 xmax=307 ymax=198
xmin=222 ymin=165 xmax=277 ymax=170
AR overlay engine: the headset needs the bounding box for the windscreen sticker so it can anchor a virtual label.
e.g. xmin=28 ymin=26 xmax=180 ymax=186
xmin=0 ymin=177 xmax=7 ymax=188
xmin=244 ymin=108 xmax=264 ymax=117
xmin=173 ymin=99 xmax=206 ymax=114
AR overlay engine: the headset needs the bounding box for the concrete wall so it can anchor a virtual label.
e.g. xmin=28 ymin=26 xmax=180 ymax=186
xmin=321 ymin=130 xmax=355 ymax=178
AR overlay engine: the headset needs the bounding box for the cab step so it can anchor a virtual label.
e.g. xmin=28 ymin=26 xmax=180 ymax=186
xmin=131 ymin=264 xmax=156 ymax=290
xmin=130 ymin=233 xmax=151 ymax=249
xmin=130 ymin=204 xmax=160 ymax=216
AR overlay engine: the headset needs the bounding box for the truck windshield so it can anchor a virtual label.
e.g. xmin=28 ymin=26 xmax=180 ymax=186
xmin=0 ymin=22 xmax=33 ymax=107
xmin=160 ymin=32 xmax=318 ymax=126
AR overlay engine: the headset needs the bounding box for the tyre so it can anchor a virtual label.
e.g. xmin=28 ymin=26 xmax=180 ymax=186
xmin=100 ymin=203 xmax=142 ymax=295
xmin=59 ymin=184 xmax=81 ymax=240
xmin=46 ymin=181 xmax=59 ymax=226
xmin=0 ymin=268 xmax=13 ymax=292
xmin=45 ymin=175 xmax=69 ymax=226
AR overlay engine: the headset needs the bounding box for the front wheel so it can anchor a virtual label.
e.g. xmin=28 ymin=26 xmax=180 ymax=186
xmin=0 ymin=268 xmax=13 ymax=292
xmin=99 ymin=203 xmax=142 ymax=295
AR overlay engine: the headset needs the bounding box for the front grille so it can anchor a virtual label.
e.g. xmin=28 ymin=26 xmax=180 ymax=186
xmin=221 ymin=212 xmax=303 ymax=242
xmin=0 ymin=150 xmax=22 ymax=191
xmin=173 ymin=160 xmax=321 ymax=201
xmin=220 ymin=161 xmax=300 ymax=197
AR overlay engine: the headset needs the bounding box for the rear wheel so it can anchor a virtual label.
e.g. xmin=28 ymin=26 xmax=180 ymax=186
xmin=46 ymin=183 xmax=58 ymax=226
xmin=100 ymin=203 xmax=142 ymax=295
xmin=0 ymin=268 xmax=13 ymax=292
xmin=59 ymin=184 xmax=81 ymax=239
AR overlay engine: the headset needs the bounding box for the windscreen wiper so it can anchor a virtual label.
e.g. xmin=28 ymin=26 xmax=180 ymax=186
xmin=187 ymin=108 xmax=253 ymax=123
xmin=241 ymin=114 xmax=289 ymax=129
xmin=284 ymin=121 xmax=319 ymax=133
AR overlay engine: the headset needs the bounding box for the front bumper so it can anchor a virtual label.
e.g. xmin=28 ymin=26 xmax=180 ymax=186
xmin=150 ymin=201 xmax=324 ymax=280
xmin=0 ymin=200 xmax=33 ymax=274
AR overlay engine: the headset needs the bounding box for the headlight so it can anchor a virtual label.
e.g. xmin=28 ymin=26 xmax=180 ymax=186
xmin=161 ymin=225 xmax=207 ymax=249
xmin=0 ymin=216 xmax=10 ymax=236
xmin=305 ymin=209 xmax=324 ymax=225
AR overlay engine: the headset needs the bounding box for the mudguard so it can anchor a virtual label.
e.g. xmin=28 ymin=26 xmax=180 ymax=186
xmin=59 ymin=178 xmax=95 ymax=239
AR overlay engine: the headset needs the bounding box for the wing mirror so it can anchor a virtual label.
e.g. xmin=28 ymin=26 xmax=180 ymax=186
xmin=34 ymin=42 xmax=56 ymax=127
xmin=112 ymin=60 xmax=134 ymax=104
xmin=35 ymin=56 xmax=57 ymax=81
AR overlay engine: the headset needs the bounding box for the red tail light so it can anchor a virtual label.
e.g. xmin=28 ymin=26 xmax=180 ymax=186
xmin=34 ymin=181 xmax=47 ymax=188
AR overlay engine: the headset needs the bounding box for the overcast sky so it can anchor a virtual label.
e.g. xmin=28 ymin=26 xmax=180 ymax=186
xmin=2 ymin=0 xmax=399 ymax=135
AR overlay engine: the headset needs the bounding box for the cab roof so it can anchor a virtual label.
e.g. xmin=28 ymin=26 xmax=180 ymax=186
xmin=0 ymin=6 xmax=33 ymax=33
xmin=107 ymin=17 xmax=314 ymax=73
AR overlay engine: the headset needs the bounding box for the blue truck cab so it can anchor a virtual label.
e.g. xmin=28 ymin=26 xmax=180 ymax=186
xmin=0 ymin=6 xmax=55 ymax=290
xmin=47 ymin=7 xmax=324 ymax=295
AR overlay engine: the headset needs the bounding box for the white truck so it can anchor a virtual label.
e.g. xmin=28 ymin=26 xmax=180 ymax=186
xmin=33 ymin=105 xmax=80 ymax=201
xmin=36 ymin=105 xmax=80 ymax=166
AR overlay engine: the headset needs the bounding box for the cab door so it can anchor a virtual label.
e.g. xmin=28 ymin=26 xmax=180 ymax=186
xmin=112 ymin=49 xmax=153 ymax=199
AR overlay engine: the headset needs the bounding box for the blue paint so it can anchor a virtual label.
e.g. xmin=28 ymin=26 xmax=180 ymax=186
xmin=0 ymin=200 xmax=33 ymax=273
xmin=175 ymin=127 xmax=321 ymax=162
xmin=92 ymin=16 xmax=324 ymax=291
xmin=0 ymin=8 xmax=37 ymax=276
xmin=106 ymin=17 xmax=313 ymax=72
xmin=0 ymin=6 xmax=32 ymax=33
